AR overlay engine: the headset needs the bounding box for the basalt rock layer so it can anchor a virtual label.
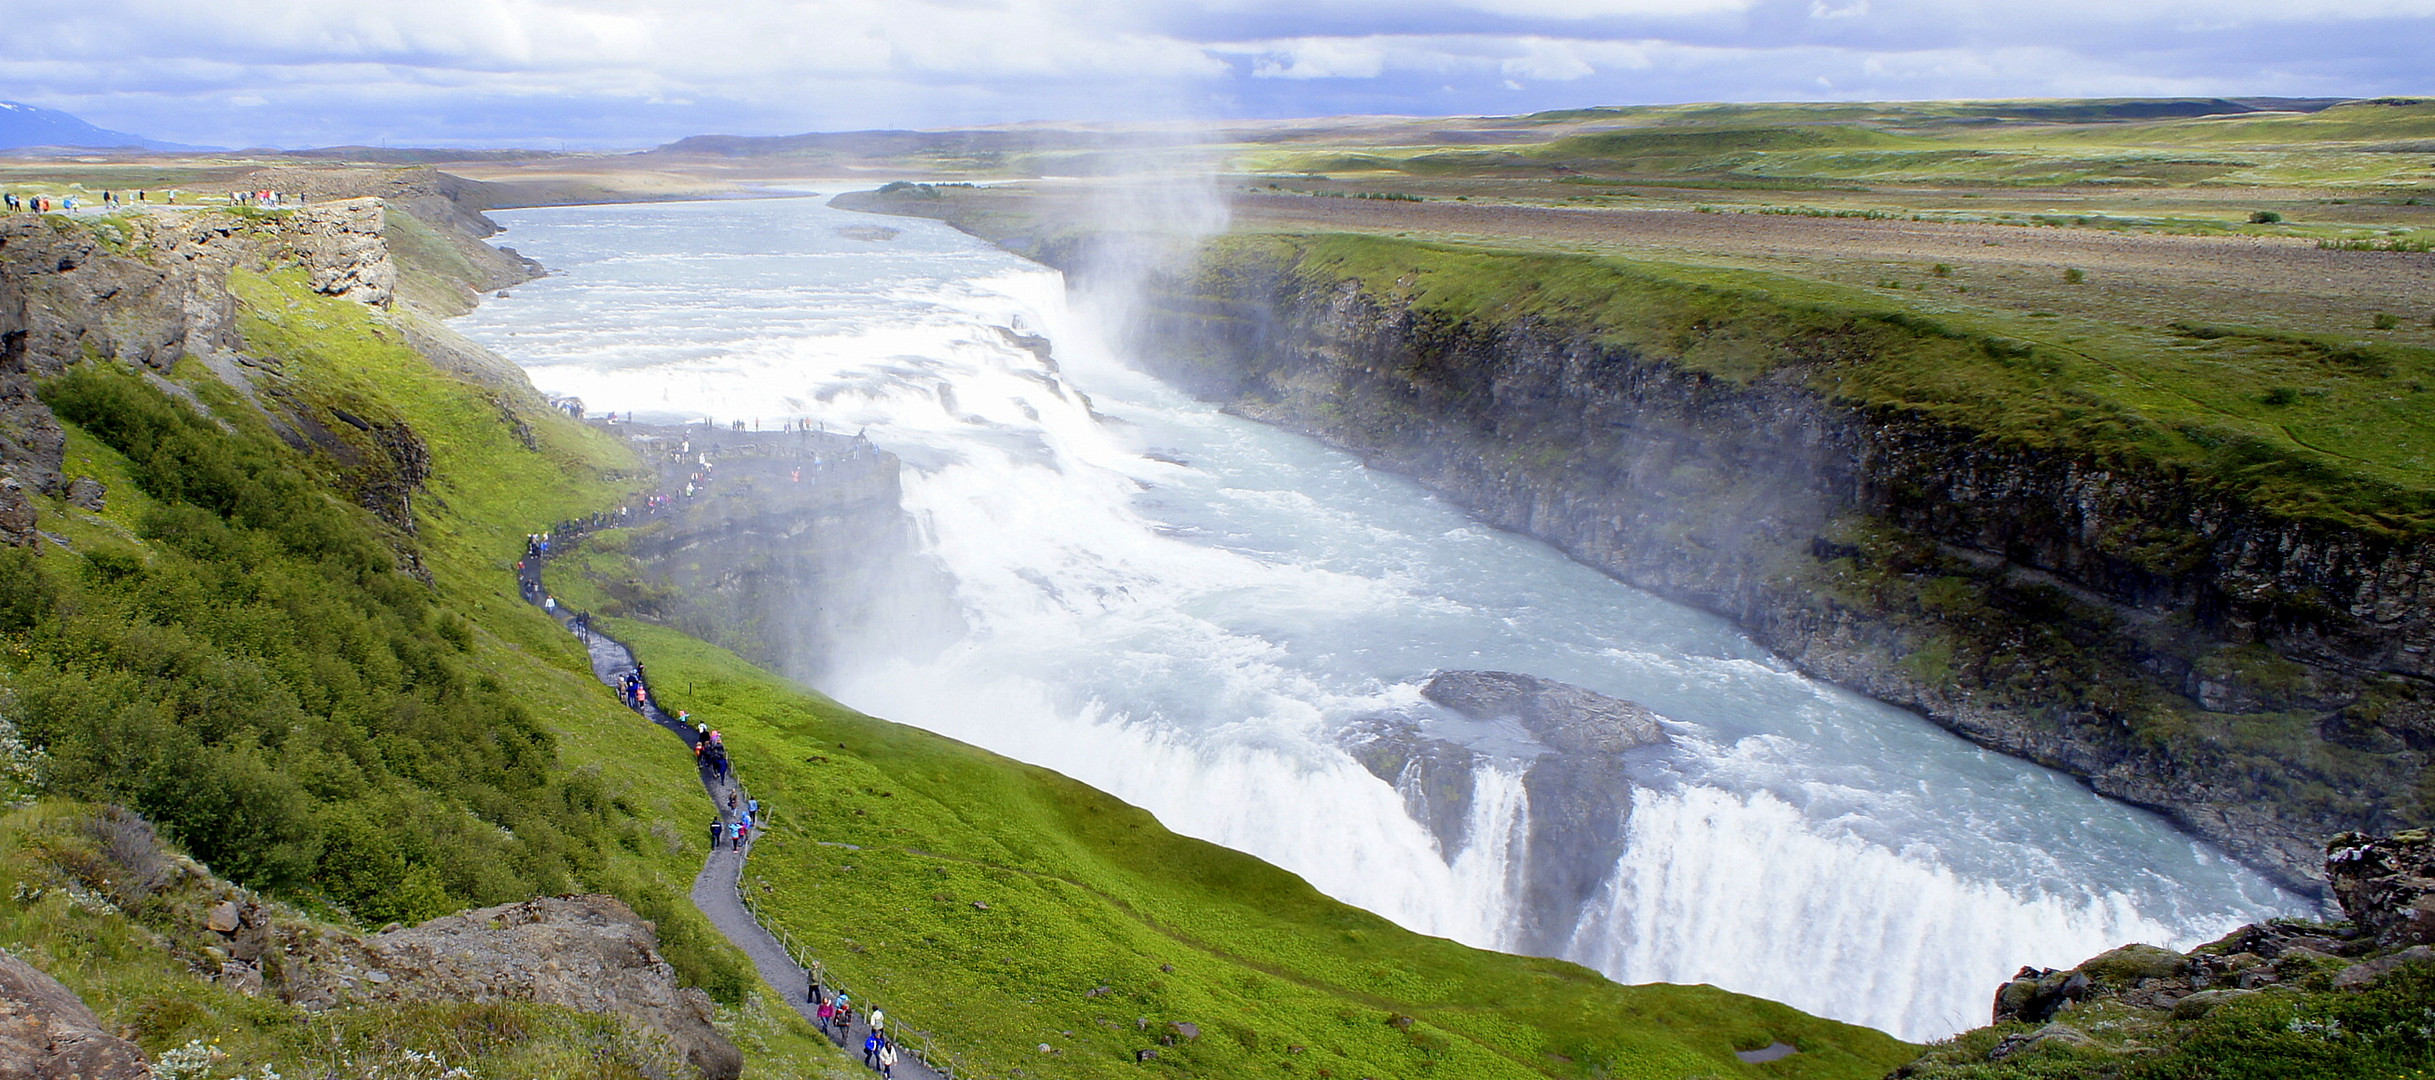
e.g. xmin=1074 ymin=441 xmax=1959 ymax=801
xmin=598 ymin=425 xmax=957 ymax=688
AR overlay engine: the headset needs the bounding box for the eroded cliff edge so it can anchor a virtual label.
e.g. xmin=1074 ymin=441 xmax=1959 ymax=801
xmin=835 ymin=188 xmax=2433 ymax=897
xmin=1137 ymin=244 xmax=2430 ymax=896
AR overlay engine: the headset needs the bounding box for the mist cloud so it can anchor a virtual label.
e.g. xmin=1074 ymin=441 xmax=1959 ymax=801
xmin=1 ymin=0 xmax=2423 ymax=147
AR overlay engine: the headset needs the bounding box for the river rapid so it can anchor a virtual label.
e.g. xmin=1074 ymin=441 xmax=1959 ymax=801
xmin=454 ymin=194 xmax=2308 ymax=1040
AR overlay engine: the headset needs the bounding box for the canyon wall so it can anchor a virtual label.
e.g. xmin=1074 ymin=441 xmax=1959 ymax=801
xmin=1101 ymin=241 xmax=2432 ymax=896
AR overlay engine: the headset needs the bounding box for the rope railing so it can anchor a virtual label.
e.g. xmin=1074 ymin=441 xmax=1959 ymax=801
xmin=521 ymin=478 xmax=977 ymax=1080
xmin=735 ymin=868 xmax=970 ymax=1080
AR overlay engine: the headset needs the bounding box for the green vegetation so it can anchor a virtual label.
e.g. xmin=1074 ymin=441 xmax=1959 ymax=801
xmin=22 ymin=357 xmax=582 ymax=921
xmin=0 ymin=233 xmax=866 ymax=1075
xmin=1207 ymin=235 xmax=2435 ymax=540
xmin=531 ymin=561 xmax=1919 ymax=1079
xmin=0 ymin=202 xmax=1923 ymax=1079
xmin=1895 ymin=959 xmax=2435 ymax=1079
xmin=0 ymin=798 xmax=855 ymax=1080
xmin=1200 ymin=231 xmax=2435 ymax=536
xmin=1237 ymin=98 xmax=2435 ymax=193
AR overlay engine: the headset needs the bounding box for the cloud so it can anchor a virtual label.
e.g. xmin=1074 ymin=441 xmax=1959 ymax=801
xmin=1 ymin=0 xmax=2425 ymax=146
xmin=1247 ymin=38 xmax=1390 ymax=79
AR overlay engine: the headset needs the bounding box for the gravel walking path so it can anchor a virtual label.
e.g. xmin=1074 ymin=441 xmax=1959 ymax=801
xmin=519 ymin=543 xmax=948 ymax=1080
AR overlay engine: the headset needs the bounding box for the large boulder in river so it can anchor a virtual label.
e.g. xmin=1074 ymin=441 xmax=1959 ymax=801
xmin=1343 ymin=716 xmax=1477 ymax=856
xmin=0 ymin=952 xmax=150 ymax=1079
xmin=1421 ymin=671 xmax=1667 ymax=752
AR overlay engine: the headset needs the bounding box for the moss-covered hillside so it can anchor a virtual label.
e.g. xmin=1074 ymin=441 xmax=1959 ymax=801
xmin=0 ymin=210 xmax=857 ymax=1076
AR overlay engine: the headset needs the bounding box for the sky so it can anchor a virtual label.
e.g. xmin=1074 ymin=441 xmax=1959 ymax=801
xmin=1 ymin=0 xmax=2428 ymax=148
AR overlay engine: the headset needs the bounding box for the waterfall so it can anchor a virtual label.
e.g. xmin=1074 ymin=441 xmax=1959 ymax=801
xmin=455 ymin=194 xmax=2312 ymax=1041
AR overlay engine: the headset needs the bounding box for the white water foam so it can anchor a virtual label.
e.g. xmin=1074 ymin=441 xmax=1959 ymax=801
xmin=456 ymin=195 xmax=2310 ymax=1040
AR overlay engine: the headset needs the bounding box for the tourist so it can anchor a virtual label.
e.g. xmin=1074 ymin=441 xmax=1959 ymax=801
xmin=877 ymin=1039 xmax=898 ymax=1078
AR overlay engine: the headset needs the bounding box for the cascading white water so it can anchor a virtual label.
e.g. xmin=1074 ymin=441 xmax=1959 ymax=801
xmin=455 ymin=193 xmax=2311 ymax=1040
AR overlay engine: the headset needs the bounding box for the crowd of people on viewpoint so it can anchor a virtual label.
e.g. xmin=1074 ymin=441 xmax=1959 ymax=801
xmin=518 ymin=463 xmax=918 ymax=1078
xmin=2 ymin=188 xmax=289 ymax=215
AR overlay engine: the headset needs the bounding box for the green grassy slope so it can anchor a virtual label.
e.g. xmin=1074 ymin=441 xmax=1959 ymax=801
xmin=1 ymin=237 xmax=858 ymax=1077
xmin=542 ymin=543 xmax=1915 ymax=1080
xmin=0 ymin=209 xmax=1921 ymax=1078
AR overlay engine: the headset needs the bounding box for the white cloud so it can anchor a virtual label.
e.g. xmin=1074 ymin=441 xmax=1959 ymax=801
xmin=1222 ymin=33 xmax=1664 ymax=83
xmin=1454 ymin=0 xmax=1755 ymax=16
xmin=1247 ymin=38 xmax=1390 ymax=79
xmin=1 ymin=0 xmax=2425 ymax=145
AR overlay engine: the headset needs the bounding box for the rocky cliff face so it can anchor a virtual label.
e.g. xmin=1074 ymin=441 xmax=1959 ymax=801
xmin=0 ymin=199 xmax=445 ymax=541
xmin=230 ymin=165 xmax=543 ymax=312
xmin=598 ymin=426 xmax=958 ymax=686
xmin=1110 ymin=246 xmax=2431 ymax=896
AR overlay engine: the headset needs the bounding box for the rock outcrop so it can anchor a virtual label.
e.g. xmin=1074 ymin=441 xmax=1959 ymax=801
xmin=25 ymin=799 xmax=739 ymax=1080
xmin=1988 ymin=832 xmax=2433 ymax=1025
xmin=281 ymin=197 xmax=397 ymax=305
xmin=1343 ymin=717 xmax=1478 ymax=856
xmin=1422 ymin=670 xmax=1668 ymax=752
xmin=1895 ymin=829 xmax=2435 ymax=1077
xmin=603 ymin=425 xmax=958 ymax=688
xmin=0 ymin=202 xmax=407 ymax=530
xmin=1349 ymin=672 xmax=1671 ymax=953
xmin=293 ymin=895 xmax=742 ymax=1080
xmin=2328 ymin=828 xmax=2435 ymax=948
xmin=227 ymin=165 xmax=542 ymax=312
xmin=0 ymin=952 xmax=150 ymax=1080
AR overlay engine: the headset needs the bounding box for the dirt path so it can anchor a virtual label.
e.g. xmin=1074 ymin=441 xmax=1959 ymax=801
xmin=518 ymin=535 xmax=948 ymax=1080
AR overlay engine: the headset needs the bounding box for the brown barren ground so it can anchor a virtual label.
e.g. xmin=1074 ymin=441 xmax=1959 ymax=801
xmin=1229 ymin=193 xmax=2435 ymax=343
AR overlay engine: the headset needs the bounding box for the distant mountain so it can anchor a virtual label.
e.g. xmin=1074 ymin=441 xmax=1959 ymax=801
xmin=0 ymin=101 xmax=199 ymax=151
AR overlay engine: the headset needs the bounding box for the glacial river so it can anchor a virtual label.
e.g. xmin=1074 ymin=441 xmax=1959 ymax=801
xmin=454 ymin=194 xmax=2307 ymax=1040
